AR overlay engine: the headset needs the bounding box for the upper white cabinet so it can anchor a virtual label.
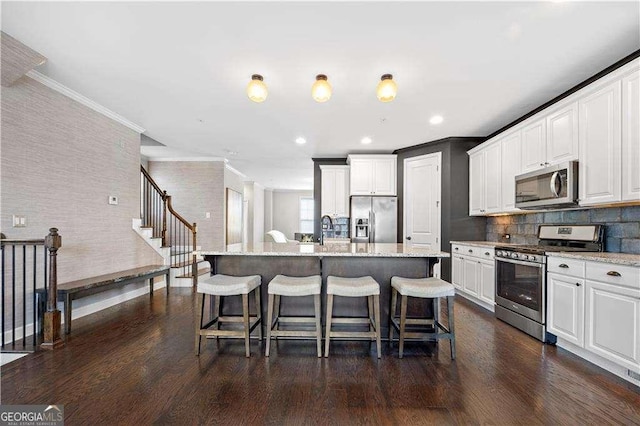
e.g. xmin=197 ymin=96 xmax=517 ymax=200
xmin=320 ymin=165 xmax=350 ymax=217
xmin=521 ymin=119 xmax=547 ymax=172
xmin=579 ymin=80 xmax=622 ymax=206
xmin=622 ymin=69 xmax=640 ymax=201
xmin=521 ymin=103 xmax=579 ymax=173
xmin=469 ymin=142 xmax=501 ymax=215
xmin=500 ymin=131 xmax=522 ymax=211
xmin=468 ymin=58 xmax=639 ymax=214
xmin=348 ymin=155 xmax=397 ymax=196
xmin=546 ymin=102 xmax=579 ymax=165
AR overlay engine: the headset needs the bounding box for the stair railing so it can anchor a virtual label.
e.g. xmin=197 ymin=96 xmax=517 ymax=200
xmin=140 ymin=165 xmax=197 ymax=287
xmin=1 ymin=228 xmax=63 ymax=352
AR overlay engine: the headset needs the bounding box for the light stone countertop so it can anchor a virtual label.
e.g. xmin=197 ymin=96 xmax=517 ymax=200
xmin=547 ymin=252 xmax=640 ymax=267
xmin=199 ymin=242 xmax=450 ymax=258
xmin=450 ymin=241 xmax=516 ymax=248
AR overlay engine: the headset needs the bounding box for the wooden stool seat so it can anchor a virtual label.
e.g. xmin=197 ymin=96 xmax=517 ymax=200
xmin=324 ymin=276 xmax=382 ymax=358
xmin=266 ymin=275 xmax=322 ymax=357
xmin=390 ymin=276 xmax=456 ymax=360
xmin=195 ymin=274 xmax=262 ymax=357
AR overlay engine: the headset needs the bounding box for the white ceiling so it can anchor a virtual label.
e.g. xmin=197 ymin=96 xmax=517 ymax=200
xmin=3 ymin=2 xmax=639 ymax=190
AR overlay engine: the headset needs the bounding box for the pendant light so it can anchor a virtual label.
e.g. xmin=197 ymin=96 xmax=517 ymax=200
xmin=376 ymin=74 xmax=397 ymax=102
xmin=246 ymin=74 xmax=267 ymax=103
xmin=311 ymin=74 xmax=332 ymax=103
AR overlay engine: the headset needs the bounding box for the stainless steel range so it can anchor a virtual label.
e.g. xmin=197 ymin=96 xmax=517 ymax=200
xmin=494 ymin=224 xmax=604 ymax=342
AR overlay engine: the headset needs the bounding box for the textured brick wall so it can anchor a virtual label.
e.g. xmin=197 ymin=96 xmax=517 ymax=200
xmin=486 ymin=206 xmax=640 ymax=254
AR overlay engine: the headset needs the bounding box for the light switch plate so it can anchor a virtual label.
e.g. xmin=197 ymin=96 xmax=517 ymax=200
xmin=108 ymin=196 xmax=118 ymax=205
xmin=12 ymin=215 xmax=26 ymax=227
xmin=205 ymin=212 xmax=211 ymax=219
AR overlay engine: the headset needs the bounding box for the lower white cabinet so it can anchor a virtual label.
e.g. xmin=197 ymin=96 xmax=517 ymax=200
xmin=585 ymin=279 xmax=640 ymax=372
xmin=450 ymin=243 xmax=495 ymax=312
xmin=547 ymin=273 xmax=585 ymax=347
xmin=546 ymin=256 xmax=640 ymax=382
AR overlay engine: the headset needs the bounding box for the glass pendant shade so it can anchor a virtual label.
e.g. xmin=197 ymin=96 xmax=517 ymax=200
xmin=311 ymin=74 xmax=332 ymax=103
xmin=376 ymin=74 xmax=397 ymax=102
xmin=247 ymin=74 xmax=267 ymax=103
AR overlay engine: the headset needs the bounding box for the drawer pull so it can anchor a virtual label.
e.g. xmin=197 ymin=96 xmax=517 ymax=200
xmin=485 ymin=252 xmax=490 ymax=256
xmin=606 ymin=271 xmax=622 ymax=277
xmin=454 ymin=247 xmax=459 ymax=251
xmin=559 ymin=264 xmax=569 ymax=268
xmin=468 ymin=249 xmax=473 ymax=253
xmin=576 ymin=283 xmax=581 ymax=287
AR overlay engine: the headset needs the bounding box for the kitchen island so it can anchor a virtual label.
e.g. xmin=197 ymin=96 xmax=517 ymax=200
xmin=199 ymin=243 xmax=450 ymax=338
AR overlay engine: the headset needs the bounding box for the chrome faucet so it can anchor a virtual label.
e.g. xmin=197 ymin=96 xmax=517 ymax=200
xmin=320 ymin=215 xmax=333 ymax=245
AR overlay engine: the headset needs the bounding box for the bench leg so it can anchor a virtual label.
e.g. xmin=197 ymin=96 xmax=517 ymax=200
xmin=166 ymin=271 xmax=171 ymax=296
xmin=64 ymin=294 xmax=72 ymax=335
xmin=149 ymin=278 xmax=154 ymax=297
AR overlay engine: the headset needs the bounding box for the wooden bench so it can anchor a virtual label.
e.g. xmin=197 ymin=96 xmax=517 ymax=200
xmin=38 ymin=265 xmax=170 ymax=335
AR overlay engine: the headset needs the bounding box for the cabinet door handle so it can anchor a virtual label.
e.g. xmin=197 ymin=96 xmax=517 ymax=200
xmin=576 ymin=283 xmax=581 ymax=287
xmin=559 ymin=264 xmax=569 ymax=268
xmin=607 ymin=271 xmax=621 ymax=277
xmin=454 ymin=247 xmax=459 ymax=251
xmin=485 ymin=252 xmax=490 ymax=256
xmin=468 ymin=249 xmax=473 ymax=253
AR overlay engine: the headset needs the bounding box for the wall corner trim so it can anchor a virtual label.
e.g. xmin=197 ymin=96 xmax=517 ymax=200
xmin=224 ymin=163 xmax=248 ymax=179
xmin=25 ymin=70 xmax=146 ymax=134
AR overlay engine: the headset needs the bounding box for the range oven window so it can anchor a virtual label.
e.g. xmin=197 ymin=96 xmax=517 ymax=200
xmin=496 ymin=259 xmax=543 ymax=311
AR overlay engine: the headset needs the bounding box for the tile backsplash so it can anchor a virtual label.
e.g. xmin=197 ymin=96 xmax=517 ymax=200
xmin=486 ymin=205 xmax=640 ymax=254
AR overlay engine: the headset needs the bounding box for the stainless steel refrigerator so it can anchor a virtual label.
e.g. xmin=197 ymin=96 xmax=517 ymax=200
xmin=350 ymin=196 xmax=397 ymax=243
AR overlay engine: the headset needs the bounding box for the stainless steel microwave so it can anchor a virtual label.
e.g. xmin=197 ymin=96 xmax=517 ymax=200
xmin=515 ymin=161 xmax=579 ymax=209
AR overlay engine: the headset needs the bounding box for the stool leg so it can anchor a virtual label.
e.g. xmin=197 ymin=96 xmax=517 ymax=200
xmin=243 ymin=293 xmax=250 ymax=358
xmin=399 ymin=295 xmax=408 ymax=359
xmin=214 ymin=296 xmax=221 ymax=339
xmin=266 ymin=293 xmax=274 ymax=357
xmin=324 ymin=294 xmax=334 ymax=357
xmin=367 ymin=295 xmax=374 ymax=336
xmin=274 ymin=294 xmax=281 ymax=339
xmin=314 ymin=294 xmax=322 ymax=358
xmin=433 ymin=298 xmax=440 ymax=325
xmin=447 ymin=295 xmax=456 ymax=360
xmin=255 ymin=287 xmax=262 ymax=341
xmin=373 ymin=294 xmax=381 ymax=359
xmin=389 ymin=287 xmax=398 ymax=343
xmin=195 ymin=292 xmax=204 ymax=356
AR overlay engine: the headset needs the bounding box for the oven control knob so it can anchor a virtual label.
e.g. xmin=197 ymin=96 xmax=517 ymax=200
xmin=529 ymin=255 xmax=537 ymax=262
xmin=523 ymin=255 xmax=530 ymax=260
xmin=511 ymin=253 xmax=518 ymax=259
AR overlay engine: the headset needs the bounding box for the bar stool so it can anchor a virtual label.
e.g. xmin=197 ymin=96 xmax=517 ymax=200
xmin=195 ymin=274 xmax=262 ymax=357
xmin=324 ymin=276 xmax=381 ymax=358
xmin=265 ymin=275 xmax=322 ymax=357
xmin=389 ymin=276 xmax=456 ymax=359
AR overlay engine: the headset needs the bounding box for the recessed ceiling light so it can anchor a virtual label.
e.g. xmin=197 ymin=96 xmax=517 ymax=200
xmin=295 ymin=137 xmax=307 ymax=145
xmin=361 ymin=137 xmax=373 ymax=145
xmin=429 ymin=115 xmax=444 ymax=125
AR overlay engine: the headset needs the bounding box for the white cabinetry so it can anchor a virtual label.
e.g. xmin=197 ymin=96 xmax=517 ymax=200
xmin=546 ymin=102 xmax=579 ymax=165
xmin=348 ymin=155 xmax=397 ymax=196
xmin=579 ymin=80 xmax=622 ymax=206
xmin=546 ymin=256 xmax=640 ymax=383
xmin=521 ymin=119 xmax=547 ymax=172
xmin=468 ymin=143 xmax=501 ymax=215
xmin=450 ymin=243 xmax=495 ymax=312
xmin=320 ymin=165 xmax=349 ymax=217
xmin=500 ymin=131 xmax=522 ymax=211
xmin=622 ymin=69 xmax=640 ymax=201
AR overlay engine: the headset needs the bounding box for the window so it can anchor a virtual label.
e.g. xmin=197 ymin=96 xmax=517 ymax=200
xmin=299 ymin=197 xmax=314 ymax=233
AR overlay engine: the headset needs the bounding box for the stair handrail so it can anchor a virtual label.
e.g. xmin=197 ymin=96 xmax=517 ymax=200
xmin=140 ymin=165 xmax=164 ymax=195
xmin=166 ymin=195 xmax=198 ymax=287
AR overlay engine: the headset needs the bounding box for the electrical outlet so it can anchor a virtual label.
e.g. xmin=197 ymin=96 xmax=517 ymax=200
xmin=205 ymin=212 xmax=211 ymax=219
xmin=108 ymin=196 xmax=119 ymax=205
xmin=12 ymin=215 xmax=26 ymax=227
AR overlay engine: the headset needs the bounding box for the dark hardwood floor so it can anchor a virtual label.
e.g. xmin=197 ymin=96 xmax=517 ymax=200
xmin=1 ymin=288 xmax=639 ymax=425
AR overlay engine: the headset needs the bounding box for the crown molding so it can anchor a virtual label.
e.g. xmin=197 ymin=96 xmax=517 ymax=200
xmin=148 ymin=157 xmax=226 ymax=162
xmin=25 ymin=70 xmax=146 ymax=134
xmin=224 ymin=163 xmax=248 ymax=179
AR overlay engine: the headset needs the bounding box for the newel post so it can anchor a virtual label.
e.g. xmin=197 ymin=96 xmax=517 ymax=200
xmin=41 ymin=228 xmax=63 ymax=349
xmin=192 ymin=223 xmax=197 ymax=289
xmin=162 ymin=190 xmax=168 ymax=247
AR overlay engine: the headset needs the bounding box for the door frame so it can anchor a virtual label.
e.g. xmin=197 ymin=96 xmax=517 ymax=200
xmin=403 ymin=151 xmax=442 ymax=253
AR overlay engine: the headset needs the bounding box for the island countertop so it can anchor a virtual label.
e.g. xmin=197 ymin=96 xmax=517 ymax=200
xmin=199 ymin=242 xmax=450 ymax=258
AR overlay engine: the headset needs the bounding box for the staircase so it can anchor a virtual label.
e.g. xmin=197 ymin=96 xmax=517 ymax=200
xmin=137 ymin=166 xmax=209 ymax=288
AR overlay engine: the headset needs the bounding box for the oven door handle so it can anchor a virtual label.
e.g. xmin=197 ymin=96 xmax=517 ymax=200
xmin=496 ymin=257 xmax=544 ymax=268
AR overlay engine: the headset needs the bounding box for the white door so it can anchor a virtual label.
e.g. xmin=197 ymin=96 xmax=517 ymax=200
xmin=546 ymin=102 xmax=579 ymax=165
xmin=484 ymin=143 xmax=502 ymax=213
xmin=501 ymin=132 xmax=522 ymax=211
xmin=404 ymin=153 xmax=441 ymax=277
xmin=579 ymin=80 xmax=622 ymax=205
xmin=469 ymin=151 xmax=485 ymax=215
xmin=521 ymin=119 xmax=547 ymax=172
xmin=547 ymin=273 xmax=585 ymax=346
xmin=622 ymin=69 xmax=640 ymax=201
